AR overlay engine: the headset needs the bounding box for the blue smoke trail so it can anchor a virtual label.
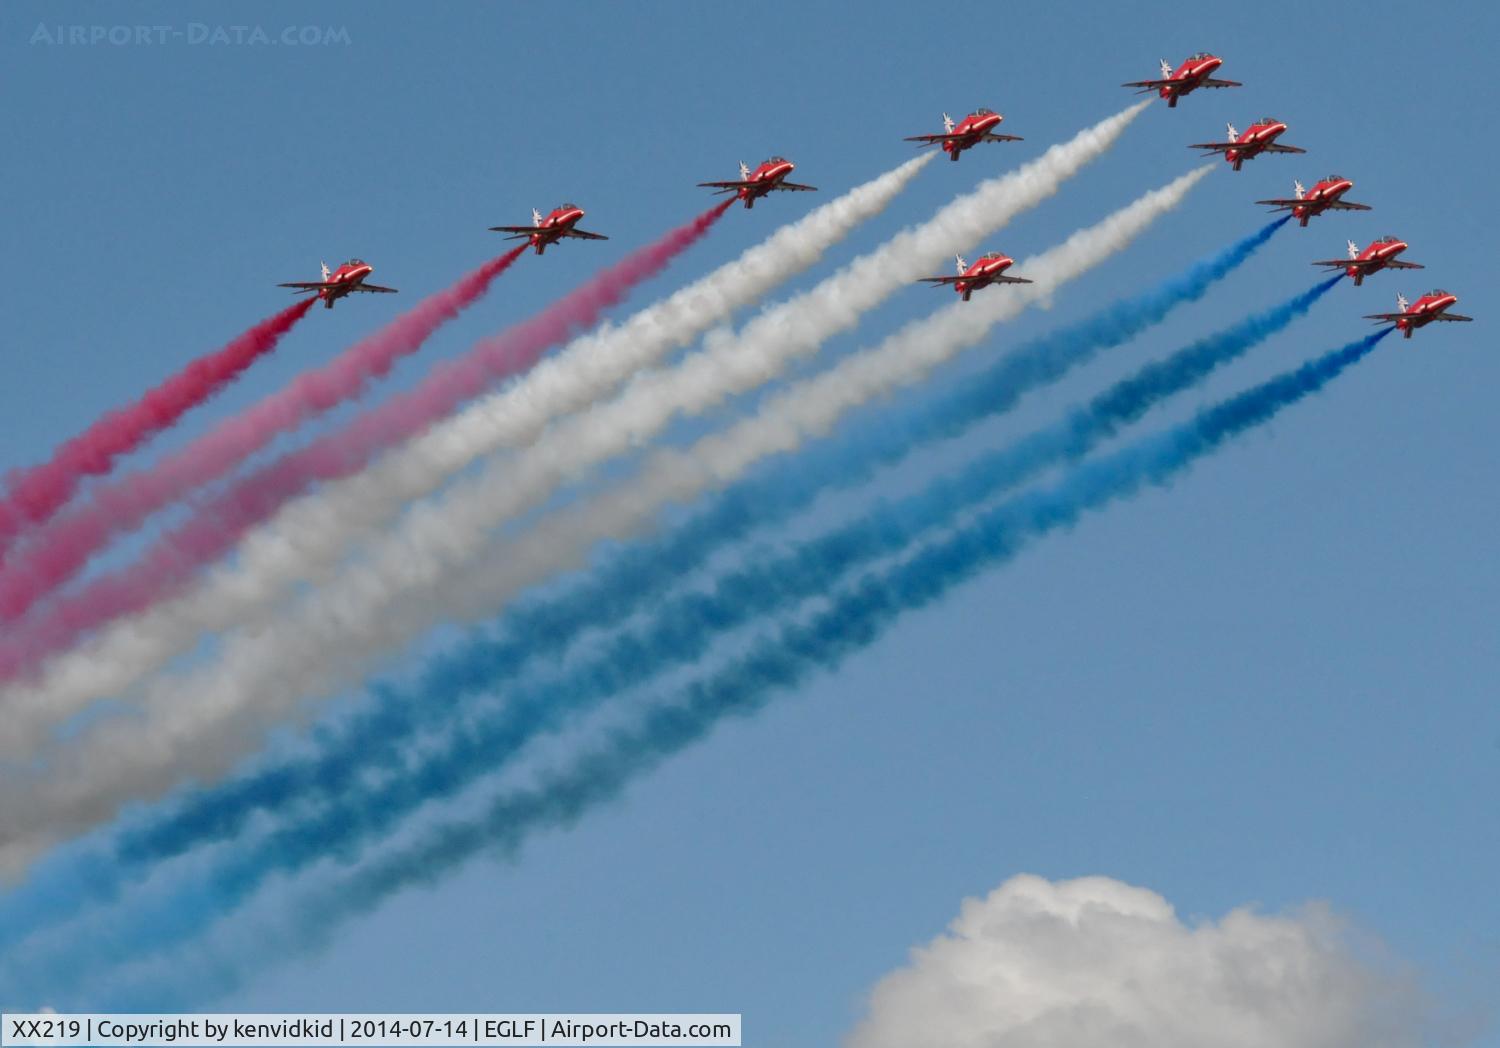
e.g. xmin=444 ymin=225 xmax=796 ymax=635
xmin=300 ymin=331 xmax=1394 ymax=936
xmin=0 ymin=299 xmax=1358 ymax=1006
xmin=0 ymin=223 xmax=1289 ymax=960
xmin=69 ymin=327 xmax=1391 ymax=1008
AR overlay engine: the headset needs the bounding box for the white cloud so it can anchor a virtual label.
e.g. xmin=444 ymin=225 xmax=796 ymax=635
xmin=846 ymin=874 xmax=1426 ymax=1048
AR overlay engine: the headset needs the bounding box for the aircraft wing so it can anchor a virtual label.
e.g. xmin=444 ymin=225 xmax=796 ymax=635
xmin=903 ymin=131 xmax=1022 ymax=145
xmin=1261 ymin=143 xmax=1307 ymax=154
xmin=277 ymin=281 xmax=335 ymax=292
xmin=989 ymin=275 xmax=1033 ymax=284
xmin=1432 ymin=313 xmax=1473 ymax=322
xmin=1199 ymin=77 xmax=1242 ymax=88
xmin=1122 ymin=77 xmax=1186 ymax=90
xmin=1384 ymin=260 xmax=1424 ymax=270
xmin=1255 ymin=197 xmax=1304 ymax=209
xmin=561 ymin=228 xmax=609 ymax=241
xmin=1363 ymin=312 xmax=1408 ymax=324
xmin=488 ymin=225 xmax=537 ymax=235
xmin=350 ymin=283 xmax=398 ymax=294
xmin=1310 ymin=258 xmax=1352 ymax=268
xmin=1187 ymin=141 xmax=1237 ymax=153
xmin=697 ymin=180 xmax=752 ymax=193
xmin=771 ymin=181 xmax=818 ymax=193
xmin=1323 ymin=200 xmax=1371 ymax=211
xmin=917 ymin=276 xmax=964 ymax=286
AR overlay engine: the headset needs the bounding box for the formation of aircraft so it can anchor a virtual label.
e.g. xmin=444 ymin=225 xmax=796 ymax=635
xmin=489 ymin=204 xmax=609 ymax=255
xmin=1256 ymin=176 xmax=1370 ymax=226
xmin=277 ymin=260 xmax=398 ymax=309
xmin=904 ymin=109 xmax=1022 ymax=162
xmin=1364 ymin=290 xmax=1472 ymax=338
xmin=1312 ymin=237 xmax=1423 ymax=286
xmin=1122 ymin=52 xmax=1241 ymax=108
xmin=1190 ymin=117 xmax=1305 ymax=171
xmin=918 ymin=252 xmax=1032 ymax=302
xmin=267 ymin=53 xmax=1470 ymax=337
xmin=698 ymin=157 xmax=818 ymax=209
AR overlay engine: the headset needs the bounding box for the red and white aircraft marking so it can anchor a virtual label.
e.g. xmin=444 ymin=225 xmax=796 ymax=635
xmin=1189 ymin=117 xmax=1305 ymax=171
xmin=918 ymin=252 xmax=1033 ymax=302
xmin=698 ymin=157 xmax=817 ymax=209
xmin=904 ymin=108 xmax=1022 ymax=162
xmin=489 ymin=203 xmax=609 ymax=256
xmin=1123 ymin=52 xmax=1241 ymax=108
xmin=278 ymin=259 xmax=397 ymax=309
xmin=1365 ymin=289 xmax=1473 ymax=338
xmin=1313 ymin=236 xmax=1423 ymax=287
xmin=1256 ymin=175 xmax=1370 ymax=227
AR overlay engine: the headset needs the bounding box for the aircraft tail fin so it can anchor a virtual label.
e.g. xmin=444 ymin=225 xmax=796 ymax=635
xmin=955 ymin=254 xmax=967 ymax=275
xmin=943 ymin=112 xmax=955 ymax=133
xmin=1160 ymin=58 xmax=1172 ymax=79
xmin=1294 ymin=180 xmax=1306 ymax=200
xmin=320 ymin=261 xmax=330 ymax=282
xmin=1226 ymin=122 xmax=1239 ymax=141
xmin=1347 ymin=240 xmax=1359 ymax=260
xmin=739 ymin=160 xmax=751 ymax=180
xmin=1396 ymin=293 xmax=1409 ymax=312
xmin=532 ymin=208 xmax=544 ymax=227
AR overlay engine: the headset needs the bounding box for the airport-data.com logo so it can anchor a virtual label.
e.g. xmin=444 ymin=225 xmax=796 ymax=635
xmin=29 ymin=23 xmax=352 ymax=47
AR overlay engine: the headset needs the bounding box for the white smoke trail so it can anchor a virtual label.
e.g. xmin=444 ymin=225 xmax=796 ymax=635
xmin=445 ymin=166 xmax=1213 ymax=623
xmin=0 ymin=155 xmax=932 ymax=747
xmin=0 ymin=104 xmax=1149 ymax=870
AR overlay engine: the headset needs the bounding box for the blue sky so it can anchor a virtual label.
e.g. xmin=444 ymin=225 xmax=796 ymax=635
xmin=2 ymin=0 xmax=1496 ymax=1041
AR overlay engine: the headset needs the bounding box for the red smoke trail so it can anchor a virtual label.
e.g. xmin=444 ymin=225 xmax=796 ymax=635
xmin=0 ymin=249 xmax=525 ymax=631
xmin=0 ymin=203 xmax=730 ymax=681
xmin=0 ymin=299 xmax=314 ymax=559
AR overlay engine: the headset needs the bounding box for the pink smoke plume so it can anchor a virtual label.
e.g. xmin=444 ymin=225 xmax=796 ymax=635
xmin=0 ymin=248 xmax=525 ymax=631
xmin=0 ymin=299 xmax=314 ymax=559
xmin=0 ymin=202 xmax=731 ymax=681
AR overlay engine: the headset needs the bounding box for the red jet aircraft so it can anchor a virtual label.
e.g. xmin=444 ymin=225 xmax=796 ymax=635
xmin=489 ymin=203 xmax=609 ymax=256
xmin=1312 ymin=236 xmax=1423 ymax=286
xmin=1189 ymin=118 xmax=1305 ymax=171
xmin=278 ymin=259 xmax=397 ymax=309
xmin=698 ymin=157 xmax=817 ymax=209
xmin=1365 ymin=289 xmax=1473 ymax=338
xmin=903 ymin=109 xmax=1022 ymax=162
xmin=918 ymin=252 xmax=1033 ymax=302
xmin=1256 ymin=175 xmax=1370 ymax=226
xmin=1123 ymin=52 xmax=1242 ymax=108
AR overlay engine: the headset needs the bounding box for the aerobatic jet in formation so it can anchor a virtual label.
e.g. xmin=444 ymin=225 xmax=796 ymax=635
xmin=903 ymin=108 xmax=1022 ymax=161
xmin=698 ymin=157 xmax=817 ymax=209
xmin=1190 ymin=118 xmax=1305 ymax=171
xmin=1256 ymin=175 xmax=1370 ymax=226
xmin=489 ymin=204 xmax=609 ymax=256
xmin=278 ymin=260 xmax=398 ymax=308
xmin=1312 ymin=237 xmax=1423 ymax=286
xmin=918 ymin=252 xmax=1033 ymax=302
xmin=1365 ymin=290 xmax=1472 ymax=338
xmin=1123 ymin=52 xmax=1242 ymax=107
